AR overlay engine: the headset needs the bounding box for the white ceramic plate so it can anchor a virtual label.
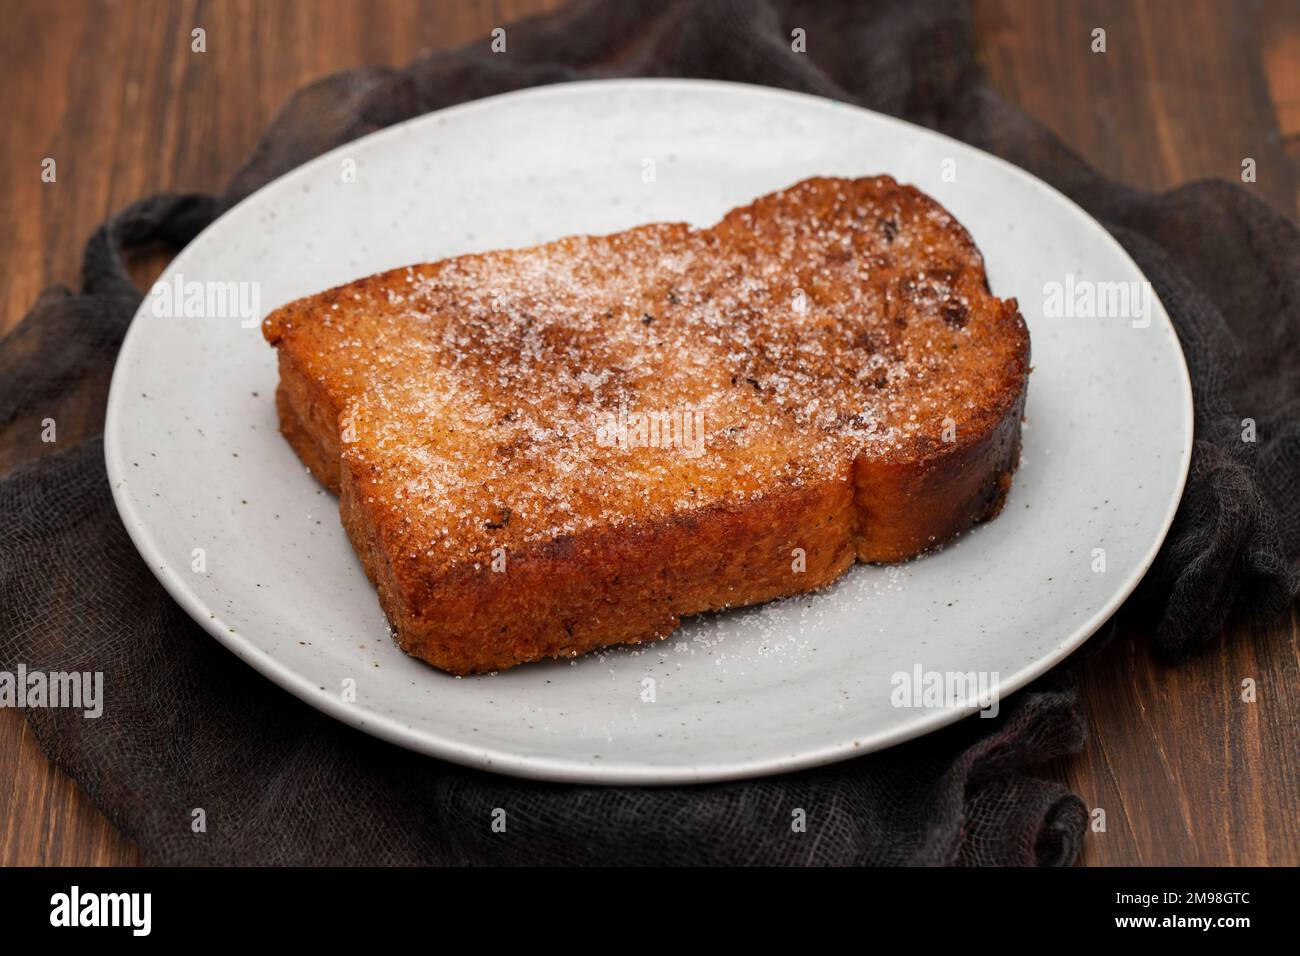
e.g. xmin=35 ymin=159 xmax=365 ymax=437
xmin=105 ymin=79 xmax=1192 ymax=784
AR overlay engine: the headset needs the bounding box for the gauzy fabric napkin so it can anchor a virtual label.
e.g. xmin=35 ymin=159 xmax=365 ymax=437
xmin=1 ymin=0 xmax=1295 ymax=865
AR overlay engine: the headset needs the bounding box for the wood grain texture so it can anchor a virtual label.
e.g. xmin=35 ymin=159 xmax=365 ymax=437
xmin=0 ymin=0 xmax=1296 ymax=866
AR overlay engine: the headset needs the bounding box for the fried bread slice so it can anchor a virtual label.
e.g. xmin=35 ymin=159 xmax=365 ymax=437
xmin=264 ymin=176 xmax=1030 ymax=674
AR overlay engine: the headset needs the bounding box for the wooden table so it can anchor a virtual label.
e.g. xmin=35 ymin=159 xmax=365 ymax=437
xmin=2 ymin=0 xmax=1296 ymax=866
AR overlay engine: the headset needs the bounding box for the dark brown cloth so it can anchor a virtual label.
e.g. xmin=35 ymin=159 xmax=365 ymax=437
xmin=2 ymin=0 xmax=1296 ymax=866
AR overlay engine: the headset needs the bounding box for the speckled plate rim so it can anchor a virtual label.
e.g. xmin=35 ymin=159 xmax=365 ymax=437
xmin=105 ymin=78 xmax=1194 ymax=785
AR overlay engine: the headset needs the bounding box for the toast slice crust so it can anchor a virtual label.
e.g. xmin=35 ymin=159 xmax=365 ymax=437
xmin=264 ymin=176 xmax=1030 ymax=674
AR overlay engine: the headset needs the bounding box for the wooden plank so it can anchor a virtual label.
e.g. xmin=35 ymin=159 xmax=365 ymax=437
xmin=972 ymin=0 xmax=1300 ymax=218
xmin=1260 ymin=0 xmax=1300 ymax=213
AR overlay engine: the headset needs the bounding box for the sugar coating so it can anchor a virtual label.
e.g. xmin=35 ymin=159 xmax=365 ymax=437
xmin=267 ymin=176 xmax=1024 ymax=565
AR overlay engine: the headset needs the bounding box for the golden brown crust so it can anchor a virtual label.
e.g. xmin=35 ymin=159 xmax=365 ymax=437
xmin=265 ymin=176 xmax=1031 ymax=674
